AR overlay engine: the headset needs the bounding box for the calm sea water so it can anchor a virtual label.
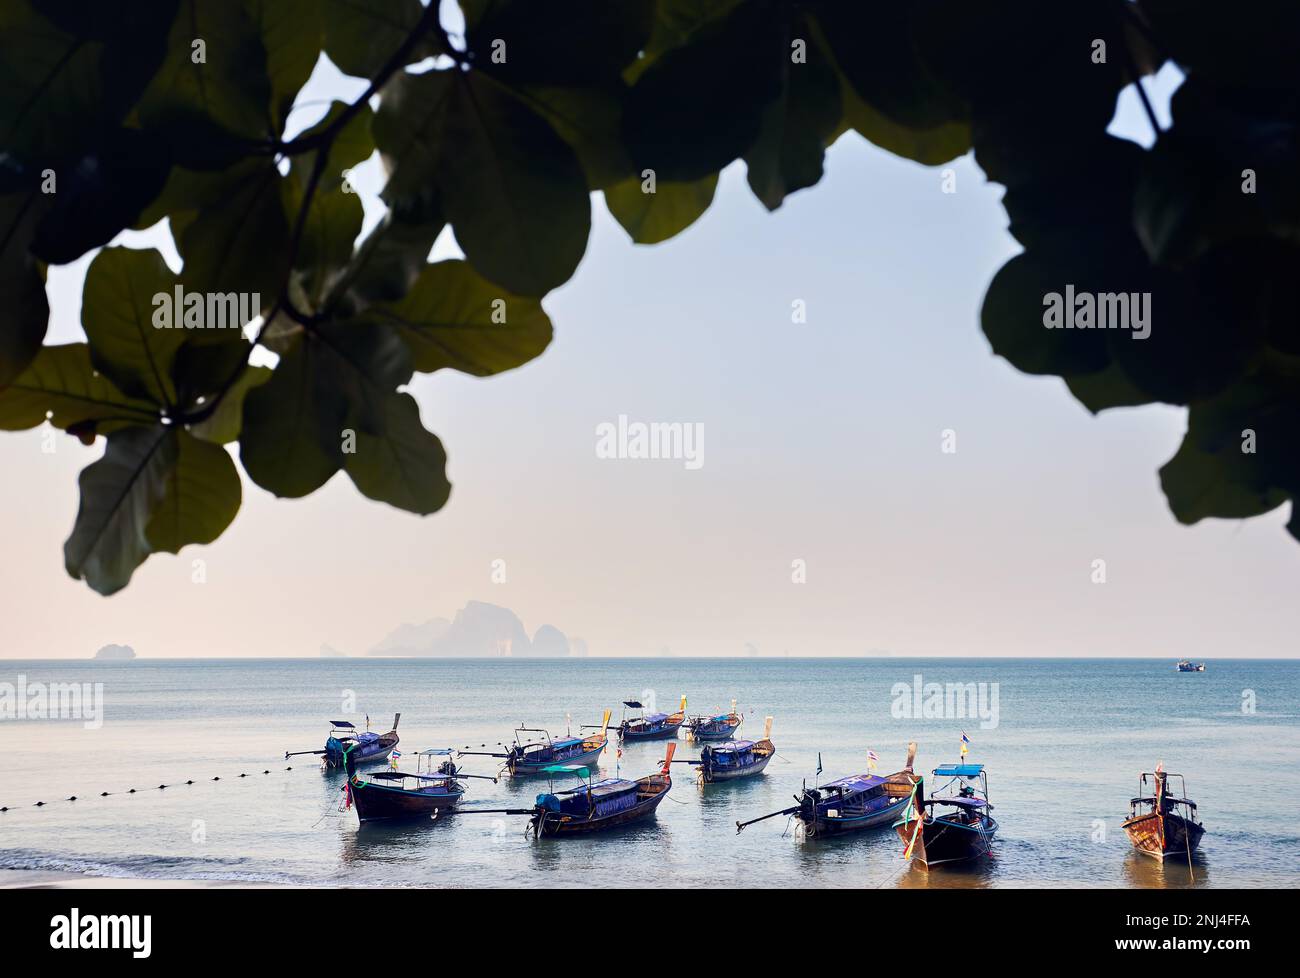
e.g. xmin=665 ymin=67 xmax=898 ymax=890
xmin=1 ymin=658 xmax=1296 ymax=888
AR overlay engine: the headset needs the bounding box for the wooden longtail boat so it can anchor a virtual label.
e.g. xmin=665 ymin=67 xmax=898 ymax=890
xmin=1175 ymin=660 xmax=1206 ymax=672
xmin=1122 ymin=768 xmax=1205 ymax=862
xmin=459 ymin=710 xmax=611 ymax=776
xmin=736 ymin=742 xmax=919 ymax=836
xmin=464 ymin=744 xmax=676 ymax=837
xmin=684 ymin=700 xmax=742 ymax=742
xmin=679 ymin=717 xmax=775 ymax=783
xmin=619 ymin=696 xmax=686 ymax=741
xmin=894 ymin=763 xmax=998 ymax=869
xmin=342 ymin=748 xmax=497 ymax=823
xmin=286 ymin=714 xmax=400 ymax=769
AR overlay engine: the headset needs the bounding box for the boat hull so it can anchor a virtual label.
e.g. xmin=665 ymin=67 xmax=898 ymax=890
xmin=702 ymin=753 xmax=772 ymax=782
xmin=1122 ymin=811 xmax=1205 ymax=861
xmin=509 ymin=741 xmax=605 ymax=776
xmin=799 ymin=794 xmax=910 ymax=836
xmin=349 ymin=779 xmax=463 ymax=822
xmin=325 ymin=736 xmax=398 ymax=770
xmin=620 ymin=721 xmax=682 ymax=740
xmin=896 ymin=813 xmax=998 ymax=868
xmin=532 ymin=780 xmax=670 ymax=836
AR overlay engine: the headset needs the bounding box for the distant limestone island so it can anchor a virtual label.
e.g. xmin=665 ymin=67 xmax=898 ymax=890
xmin=367 ymin=601 xmax=588 ymax=658
xmin=93 ymin=644 xmax=136 ymax=660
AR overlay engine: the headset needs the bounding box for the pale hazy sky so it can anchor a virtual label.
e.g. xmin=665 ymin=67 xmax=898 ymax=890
xmin=3 ymin=58 xmax=1297 ymax=660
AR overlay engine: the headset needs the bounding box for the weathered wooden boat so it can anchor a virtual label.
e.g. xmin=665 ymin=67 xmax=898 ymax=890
xmin=342 ymin=748 xmax=497 ymax=823
xmin=684 ymin=700 xmax=742 ymax=742
xmin=736 ymin=742 xmax=919 ymax=836
xmin=1122 ymin=767 xmax=1205 ymax=862
xmin=619 ymin=696 xmax=686 ymax=741
xmin=465 ymin=745 xmax=676 ymax=837
xmin=894 ymin=762 xmax=998 ymax=869
xmin=680 ymin=717 xmax=775 ymax=783
xmin=1175 ymin=660 xmax=1206 ymax=672
xmin=286 ymin=714 xmax=400 ymax=769
xmin=459 ymin=710 xmax=611 ymax=776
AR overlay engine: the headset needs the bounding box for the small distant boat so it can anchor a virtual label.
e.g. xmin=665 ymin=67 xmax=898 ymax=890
xmin=459 ymin=711 xmax=611 ymax=776
xmin=467 ymin=745 xmax=677 ymax=837
xmin=619 ymin=696 xmax=686 ymax=741
xmin=894 ymin=762 xmax=998 ymax=869
xmin=1122 ymin=767 xmax=1205 ymax=862
xmin=736 ymin=742 xmax=919 ymax=836
xmin=286 ymin=714 xmax=400 ymax=770
xmin=684 ymin=700 xmax=743 ymax=742
xmin=342 ymin=748 xmax=497 ymax=823
xmin=1176 ymin=660 xmax=1206 ymax=672
xmin=681 ymin=717 xmax=775 ymax=783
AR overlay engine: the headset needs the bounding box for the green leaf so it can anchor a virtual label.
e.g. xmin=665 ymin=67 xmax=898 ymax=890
xmin=744 ymin=18 xmax=842 ymax=211
xmin=980 ymin=250 xmax=1112 ymax=378
xmin=286 ymin=102 xmax=373 ymax=301
xmin=464 ymin=0 xmax=653 ymax=85
xmin=189 ymin=364 xmax=270 ymax=444
xmin=239 ymin=321 xmax=411 ymax=497
xmin=1064 ymin=362 xmax=1156 ymax=415
xmin=0 ymin=190 xmax=49 ymax=386
xmin=344 ymin=391 xmax=450 ymax=515
xmin=175 ymin=162 xmax=289 ymax=301
xmin=243 ymin=0 xmax=323 ymax=131
xmin=29 ymin=128 xmax=172 ymax=265
xmin=623 ymin=0 xmax=786 ymax=182
xmin=626 ymin=0 xmax=745 ymax=83
xmin=321 ymin=0 xmax=424 ymax=79
xmin=0 ymin=343 xmax=159 ymax=433
xmin=81 ymin=247 xmax=184 ymax=407
xmin=1160 ymin=431 xmax=1288 ymax=524
xmin=145 ymin=429 xmax=241 ymax=552
xmin=323 ymin=199 xmax=444 ymax=317
xmin=0 ymin=1 xmax=107 ymax=161
xmin=501 ymin=83 xmax=633 ymax=190
xmin=368 ymin=260 xmax=553 ymax=375
xmin=239 ymin=337 xmax=347 ymax=498
xmin=64 ymin=425 xmax=176 ymax=595
xmin=376 ymin=69 xmax=590 ymax=296
xmin=604 ymin=174 xmax=718 ymax=244
xmin=134 ymin=0 xmax=273 ymax=143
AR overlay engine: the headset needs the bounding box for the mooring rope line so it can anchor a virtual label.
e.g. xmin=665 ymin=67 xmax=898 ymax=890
xmin=0 ymin=763 xmax=316 ymax=813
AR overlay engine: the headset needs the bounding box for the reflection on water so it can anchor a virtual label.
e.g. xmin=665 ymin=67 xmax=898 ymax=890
xmin=1121 ymin=849 xmax=1210 ymax=889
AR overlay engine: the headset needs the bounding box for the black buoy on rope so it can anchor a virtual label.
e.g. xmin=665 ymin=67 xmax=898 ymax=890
xmin=158 ymin=784 xmax=167 ymax=790
xmin=34 ymin=801 xmax=44 ymax=806
xmin=128 ymin=788 xmax=136 ymax=794
xmin=67 ymin=796 xmax=77 ymax=801
xmin=101 ymin=791 xmax=110 ymax=797
xmin=186 ymin=780 xmax=194 ymax=785
xmin=212 ymin=776 xmax=220 ymax=781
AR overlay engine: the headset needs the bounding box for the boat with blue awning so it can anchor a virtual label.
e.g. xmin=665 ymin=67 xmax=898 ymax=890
xmin=684 ymin=700 xmax=743 ymax=741
xmin=736 ymin=742 xmax=919 ymax=836
xmin=342 ymin=747 xmax=497 ymax=823
xmin=285 ymin=714 xmax=401 ymax=770
xmin=681 ymin=717 xmax=775 ymax=783
xmin=619 ymin=696 xmax=686 ymax=741
xmin=462 ymin=744 xmax=677 ymax=837
xmin=894 ymin=762 xmax=998 ymax=868
xmin=459 ymin=711 xmax=611 ymax=776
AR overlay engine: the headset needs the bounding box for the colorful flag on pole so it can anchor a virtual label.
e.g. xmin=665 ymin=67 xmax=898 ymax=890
xmin=815 ymin=752 xmax=823 ymax=777
xmin=960 ymin=732 xmax=970 ymax=757
xmin=866 ymin=749 xmax=879 ymax=771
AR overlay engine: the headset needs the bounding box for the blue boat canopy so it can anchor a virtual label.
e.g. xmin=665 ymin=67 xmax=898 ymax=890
xmin=622 ymin=700 xmax=643 ymax=708
xmin=542 ymin=764 xmax=589 ymax=775
xmin=419 ymin=748 xmax=453 ymax=755
xmin=933 ymin=796 xmax=988 ymax=809
xmin=822 ymin=774 xmax=886 ymax=793
xmin=557 ymin=777 xmax=634 ymax=797
xmin=330 ymin=720 xmax=356 ymax=728
xmin=715 ymin=740 xmax=754 ymax=752
xmin=934 ymin=764 xmax=984 ymax=777
xmin=642 ymin=712 xmax=668 ymax=723
xmin=550 ymin=737 xmax=584 ymax=750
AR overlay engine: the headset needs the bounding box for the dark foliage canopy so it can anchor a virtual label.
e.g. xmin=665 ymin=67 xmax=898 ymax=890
xmin=1 ymin=0 xmax=1298 ymax=594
